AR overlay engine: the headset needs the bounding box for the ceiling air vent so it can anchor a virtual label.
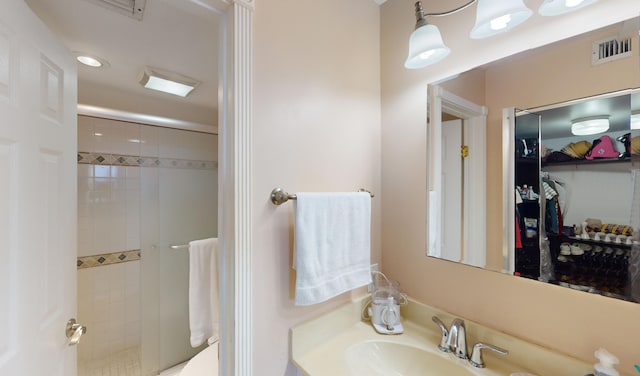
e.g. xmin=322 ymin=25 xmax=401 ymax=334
xmin=83 ymin=0 xmax=147 ymax=20
xmin=592 ymin=36 xmax=633 ymax=66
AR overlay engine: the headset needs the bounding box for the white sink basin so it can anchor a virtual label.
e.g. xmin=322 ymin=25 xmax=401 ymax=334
xmin=292 ymin=297 xmax=594 ymax=376
xmin=345 ymin=341 xmax=476 ymax=376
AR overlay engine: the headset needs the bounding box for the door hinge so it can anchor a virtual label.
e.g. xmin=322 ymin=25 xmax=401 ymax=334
xmin=461 ymin=145 xmax=469 ymax=158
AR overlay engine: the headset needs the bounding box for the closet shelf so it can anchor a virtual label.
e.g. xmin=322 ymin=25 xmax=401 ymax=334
xmin=556 ymin=235 xmax=632 ymax=250
xmin=542 ymin=156 xmax=630 ymax=167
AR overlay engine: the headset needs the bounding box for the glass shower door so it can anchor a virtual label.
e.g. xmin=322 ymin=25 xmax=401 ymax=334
xmin=139 ymin=125 xmax=218 ymax=374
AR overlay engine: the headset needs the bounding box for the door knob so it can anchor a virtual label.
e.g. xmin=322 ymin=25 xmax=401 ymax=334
xmin=66 ymin=318 xmax=87 ymax=346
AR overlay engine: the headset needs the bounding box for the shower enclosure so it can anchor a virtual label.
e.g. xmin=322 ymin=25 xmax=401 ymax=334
xmin=76 ymin=115 xmax=218 ymax=375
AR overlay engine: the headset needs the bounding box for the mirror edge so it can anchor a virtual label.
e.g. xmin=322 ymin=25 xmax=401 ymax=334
xmin=502 ymin=107 xmax=516 ymax=274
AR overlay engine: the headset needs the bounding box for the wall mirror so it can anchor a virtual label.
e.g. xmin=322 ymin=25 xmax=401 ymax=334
xmin=427 ymin=16 xmax=640 ymax=302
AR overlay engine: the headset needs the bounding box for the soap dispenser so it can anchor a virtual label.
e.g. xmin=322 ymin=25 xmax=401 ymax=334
xmin=593 ymin=348 xmax=619 ymax=376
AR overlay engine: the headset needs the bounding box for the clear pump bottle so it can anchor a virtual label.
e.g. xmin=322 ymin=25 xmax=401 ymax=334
xmin=593 ymin=348 xmax=619 ymax=376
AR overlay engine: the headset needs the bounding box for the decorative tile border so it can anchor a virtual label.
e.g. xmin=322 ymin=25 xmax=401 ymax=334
xmin=77 ymin=249 xmax=141 ymax=269
xmin=77 ymin=151 xmax=218 ymax=170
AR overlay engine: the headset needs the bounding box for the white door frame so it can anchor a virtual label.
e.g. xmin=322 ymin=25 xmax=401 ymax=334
xmin=502 ymin=107 xmax=516 ymax=274
xmin=77 ymin=0 xmax=254 ymax=373
xmin=428 ymin=85 xmax=487 ymax=267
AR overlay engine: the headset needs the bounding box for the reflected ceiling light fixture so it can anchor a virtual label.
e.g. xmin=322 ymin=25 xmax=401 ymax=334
xmin=538 ymin=0 xmax=598 ymax=16
xmin=470 ymin=0 xmax=532 ymax=39
xmin=74 ymin=52 xmax=110 ymax=68
xmin=138 ymin=66 xmax=200 ymax=97
xmin=571 ymin=115 xmax=610 ymax=136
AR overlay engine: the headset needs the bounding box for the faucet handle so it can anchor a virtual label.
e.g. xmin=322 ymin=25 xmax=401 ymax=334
xmin=431 ymin=316 xmax=451 ymax=352
xmin=469 ymin=342 xmax=508 ymax=368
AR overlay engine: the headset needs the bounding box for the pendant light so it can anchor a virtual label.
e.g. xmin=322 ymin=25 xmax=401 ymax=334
xmin=404 ymin=0 xmax=589 ymax=69
xmin=470 ymin=0 xmax=532 ymax=39
xmin=538 ymin=0 xmax=598 ymax=16
xmin=404 ymin=1 xmax=450 ymax=69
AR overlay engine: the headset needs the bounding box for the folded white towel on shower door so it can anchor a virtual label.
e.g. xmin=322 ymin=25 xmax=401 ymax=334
xmin=188 ymin=237 xmax=219 ymax=348
xmin=293 ymin=192 xmax=372 ymax=306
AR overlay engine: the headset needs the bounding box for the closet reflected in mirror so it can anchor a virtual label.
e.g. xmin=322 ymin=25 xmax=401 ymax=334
xmin=514 ymin=90 xmax=639 ymax=300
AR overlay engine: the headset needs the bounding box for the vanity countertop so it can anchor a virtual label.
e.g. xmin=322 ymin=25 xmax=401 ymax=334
xmin=291 ymin=296 xmax=595 ymax=376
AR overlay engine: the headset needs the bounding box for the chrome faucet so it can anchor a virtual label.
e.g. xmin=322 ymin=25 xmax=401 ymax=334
xmin=469 ymin=342 xmax=508 ymax=368
xmin=432 ymin=316 xmax=508 ymax=368
xmin=446 ymin=318 xmax=468 ymax=359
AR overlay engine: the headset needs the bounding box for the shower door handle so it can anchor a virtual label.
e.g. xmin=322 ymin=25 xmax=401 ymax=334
xmin=66 ymin=318 xmax=87 ymax=346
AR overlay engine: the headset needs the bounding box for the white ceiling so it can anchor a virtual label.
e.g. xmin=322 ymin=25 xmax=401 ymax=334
xmin=516 ymin=92 xmax=637 ymax=140
xmin=25 ymin=0 xmax=220 ymax=125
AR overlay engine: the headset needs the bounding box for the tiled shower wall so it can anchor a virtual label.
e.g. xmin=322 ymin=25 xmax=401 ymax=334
xmin=76 ymin=115 xmax=218 ymax=366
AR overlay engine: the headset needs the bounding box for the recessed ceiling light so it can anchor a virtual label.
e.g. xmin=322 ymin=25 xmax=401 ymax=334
xmin=74 ymin=52 xmax=110 ymax=68
xmin=138 ymin=66 xmax=200 ymax=97
xmin=571 ymin=116 xmax=609 ymax=135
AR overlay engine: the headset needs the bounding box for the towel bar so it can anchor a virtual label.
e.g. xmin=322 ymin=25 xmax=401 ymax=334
xmin=170 ymin=244 xmax=189 ymax=250
xmin=270 ymin=188 xmax=374 ymax=206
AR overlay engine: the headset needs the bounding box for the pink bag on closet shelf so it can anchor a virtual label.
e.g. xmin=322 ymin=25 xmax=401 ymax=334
xmin=585 ymin=135 xmax=619 ymax=160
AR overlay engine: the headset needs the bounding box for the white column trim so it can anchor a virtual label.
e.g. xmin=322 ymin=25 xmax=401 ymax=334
xmin=219 ymin=0 xmax=253 ymax=375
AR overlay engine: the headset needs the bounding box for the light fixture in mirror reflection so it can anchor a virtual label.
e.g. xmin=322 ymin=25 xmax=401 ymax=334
xmin=426 ymin=17 xmax=640 ymax=303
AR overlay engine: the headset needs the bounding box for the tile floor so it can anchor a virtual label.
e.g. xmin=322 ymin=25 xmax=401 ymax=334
xmin=78 ymin=346 xmax=141 ymax=376
xmin=78 ymin=346 xmax=189 ymax=376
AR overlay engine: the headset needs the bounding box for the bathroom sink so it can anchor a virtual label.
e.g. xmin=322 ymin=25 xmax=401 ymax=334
xmin=345 ymin=341 xmax=476 ymax=376
xmin=292 ymin=298 xmax=594 ymax=376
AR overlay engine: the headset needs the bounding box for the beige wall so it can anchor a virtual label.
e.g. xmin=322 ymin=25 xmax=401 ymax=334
xmin=440 ymin=68 xmax=486 ymax=105
xmin=381 ymin=0 xmax=640 ymax=373
xmin=253 ymin=0 xmax=381 ymax=374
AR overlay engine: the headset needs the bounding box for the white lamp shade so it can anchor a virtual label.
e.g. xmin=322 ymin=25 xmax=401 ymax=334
xmin=571 ymin=117 xmax=609 ymax=135
xmin=470 ymin=0 xmax=532 ymax=39
xmin=405 ymin=24 xmax=451 ymax=69
xmin=539 ymin=0 xmax=598 ymax=16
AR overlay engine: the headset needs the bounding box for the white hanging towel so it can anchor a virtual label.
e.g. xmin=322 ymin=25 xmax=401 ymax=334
xmin=293 ymin=192 xmax=372 ymax=306
xmin=188 ymin=237 xmax=219 ymax=347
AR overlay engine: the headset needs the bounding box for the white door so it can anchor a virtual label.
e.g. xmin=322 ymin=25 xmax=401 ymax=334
xmin=0 ymin=1 xmax=78 ymax=375
xmin=442 ymin=119 xmax=463 ymax=262
xmin=462 ymin=115 xmax=487 ymax=268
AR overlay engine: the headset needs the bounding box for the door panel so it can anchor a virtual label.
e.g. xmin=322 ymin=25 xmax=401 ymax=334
xmin=442 ymin=119 xmax=463 ymax=262
xmin=0 ymin=0 xmax=77 ymax=374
